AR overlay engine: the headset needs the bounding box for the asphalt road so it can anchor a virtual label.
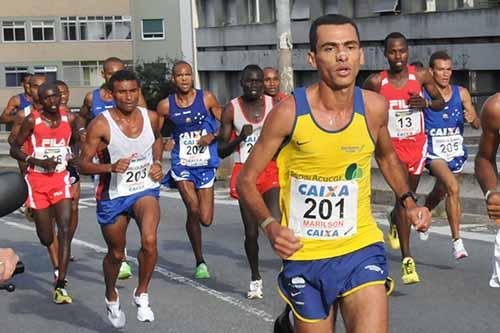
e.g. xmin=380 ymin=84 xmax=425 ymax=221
xmin=1 ymin=183 xmax=499 ymax=333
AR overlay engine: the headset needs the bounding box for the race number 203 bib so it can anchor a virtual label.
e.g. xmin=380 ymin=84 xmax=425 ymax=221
xmin=388 ymin=110 xmax=422 ymax=138
xmin=288 ymin=176 xmax=358 ymax=240
xmin=117 ymin=156 xmax=151 ymax=195
xmin=179 ymin=130 xmax=211 ymax=167
xmin=432 ymin=135 xmax=464 ymax=161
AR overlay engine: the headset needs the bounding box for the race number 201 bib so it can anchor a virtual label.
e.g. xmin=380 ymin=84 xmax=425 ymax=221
xmin=388 ymin=110 xmax=422 ymax=138
xmin=179 ymin=130 xmax=211 ymax=167
xmin=288 ymin=176 xmax=358 ymax=240
xmin=33 ymin=146 xmax=68 ymax=173
xmin=117 ymin=156 xmax=151 ymax=195
xmin=239 ymin=131 xmax=260 ymax=163
xmin=432 ymin=135 xmax=464 ymax=161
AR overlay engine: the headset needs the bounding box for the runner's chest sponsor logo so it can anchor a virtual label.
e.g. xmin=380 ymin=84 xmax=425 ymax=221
xmin=41 ymin=138 xmax=66 ymax=147
xmin=428 ymin=127 xmax=460 ymax=137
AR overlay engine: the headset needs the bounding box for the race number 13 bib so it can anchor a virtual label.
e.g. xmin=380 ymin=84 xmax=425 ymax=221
xmin=432 ymin=135 xmax=464 ymax=161
xmin=288 ymin=176 xmax=358 ymax=240
xmin=179 ymin=130 xmax=211 ymax=167
xmin=388 ymin=110 xmax=422 ymax=138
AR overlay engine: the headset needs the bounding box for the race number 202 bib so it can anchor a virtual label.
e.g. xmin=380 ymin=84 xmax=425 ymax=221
xmin=432 ymin=135 xmax=464 ymax=161
xmin=179 ymin=130 xmax=211 ymax=167
xmin=288 ymin=176 xmax=358 ymax=240
xmin=388 ymin=110 xmax=422 ymax=138
xmin=239 ymin=131 xmax=260 ymax=163
xmin=117 ymin=156 xmax=151 ymax=195
xmin=33 ymin=146 xmax=68 ymax=173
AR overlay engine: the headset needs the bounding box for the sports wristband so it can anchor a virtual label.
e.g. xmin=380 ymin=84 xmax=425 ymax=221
xmin=24 ymin=155 xmax=31 ymax=163
xmin=153 ymin=160 xmax=162 ymax=168
xmin=485 ymin=190 xmax=494 ymax=201
xmin=78 ymin=127 xmax=86 ymax=133
xmin=399 ymin=191 xmax=417 ymax=208
xmin=259 ymin=217 xmax=276 ymax=232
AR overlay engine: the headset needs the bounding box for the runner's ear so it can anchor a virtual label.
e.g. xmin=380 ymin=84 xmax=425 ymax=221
xmin=0 ymin=172 xmax=28 ymax=217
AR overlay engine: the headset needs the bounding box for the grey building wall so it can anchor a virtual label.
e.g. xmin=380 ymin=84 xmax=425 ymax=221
xmin=131 ymin=0 xmax=183 ymax=64
xmin=195 ymin=0 xmax=500 ymax=107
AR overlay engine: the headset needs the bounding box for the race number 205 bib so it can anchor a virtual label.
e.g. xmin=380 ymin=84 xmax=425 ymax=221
xmin=179 ymin=130 xmax=211 ymax=167
xmin=288 ymin=176 xmax=358 ymax=240
xmin=388 ymin=110 xmax=422 ymax=138
xmin=432 ymin=135 xmax=464 ymax=161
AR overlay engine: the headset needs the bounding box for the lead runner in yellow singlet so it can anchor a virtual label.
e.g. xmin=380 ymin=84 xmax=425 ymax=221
xmin=237 ymin=14 xmax=432 ymax=333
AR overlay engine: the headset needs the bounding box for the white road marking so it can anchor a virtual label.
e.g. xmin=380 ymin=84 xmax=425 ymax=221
xmin=1 ymin=218 xmax=275 ymax=323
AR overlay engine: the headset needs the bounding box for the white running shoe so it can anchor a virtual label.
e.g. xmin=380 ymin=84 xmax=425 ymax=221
xmin=247 ymin=279 xmax=263 ymax=299
xmin=453 ymin=238 xmax=468 ymax=260
xmin=133 ymin=289 xmax=155 ymax=322
xmin=105 ymin=290 xmax=126 ymax=328
xmin=418 ymin=230 xmax=429 ymax=241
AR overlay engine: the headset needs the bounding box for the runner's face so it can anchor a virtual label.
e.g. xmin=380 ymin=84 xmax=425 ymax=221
xmin=57 ymin=84 xmax=70 ymax=106
xmin=241 ymin=70 xmax=264 ymax=100
xmin=112 ymin=80 xmax=139 ymax=113
xmin=23 ymin=77 xmax=32 ymax=96
xmin=30 ymin=77 xmax=48 ymax=103
xmin=385 ymin=38 xmax=408 ymax=72
xmin=263 ymin=69 xmax=280 ymax=97
xmin=102 ymin=62 xmax=125 ymax=84
xmin=40 ymin=88 xmax=61 ymax=114
xmin=431 ymin=59 xmax=453 ymax=89
xmin=308 ymin=24 xmax=363 ymax=90
xmin=173 ymin=64 xmax=193 ymax=94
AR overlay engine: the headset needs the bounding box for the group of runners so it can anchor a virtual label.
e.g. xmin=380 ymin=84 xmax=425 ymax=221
xmin=1 ymin=13 xmax=500 ymax=332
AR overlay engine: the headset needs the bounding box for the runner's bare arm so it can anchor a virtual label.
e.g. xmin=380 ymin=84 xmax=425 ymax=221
xmin=148 ymin=110 xmax=164 ymax=182
xmin=460 ymin=86 xmax=480 ymax=129
xmin=79 ymin=91 xmax=93 ymax=126
xmin=156 ymin=97 xmax=170 ymax=134
xmin=362 ymin=73 xmax=382 ymax=93
xmin=217 ymin=103 xmax=246 ymax=158
xmin=475 ymin=94 xmax=500 ymax=194
xmin=79 ymin=115 xmax=115 ymax=175
xmin=237 ymin=97 xmax=302 ymax=258
xmin=417 ymin=67 xmax=445 ymax=110
xmin=366 ymin=91 xmax=431 ymax=231
xmin=9 ymin=115 xmax=35 ymax=162
xmin=0 ymin=95 xmax=20 ymax=124
xmin=8 ymin=110 xmax=25 ymax=145
xmin=68 ymin=112 xmax=81 ymax=159
xmin=204 ymin=91 xmax=223 ymax=121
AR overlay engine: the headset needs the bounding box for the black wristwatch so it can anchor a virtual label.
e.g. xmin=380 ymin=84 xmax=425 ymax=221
xmin=399 ymin=191 xmax=417 ymax=208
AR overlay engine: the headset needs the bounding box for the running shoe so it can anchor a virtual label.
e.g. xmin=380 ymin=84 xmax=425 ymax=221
xmin=453 ymin=238 xmax=468 ymax=260
xmin=418 ymin=230 xmax=429 ymax=241
xmin=118 ymin=261 xmax=133 ymax=280
xmin=105 ymin=291 xmax=126 ymax=328
xmin=194 ymin=263 xmax=210 ymax=279
xmin=133 ymin=289 xmax=154 ymax=322
xmin=401 ymin=257 xmax=420 ymax=285
xmin=386 ymin=211 xmax=400 ymax=250
xmin=53 ymin=287 xmax=72 ymax=304
xmin=247 ymin=279 xmax=263 ymax=299
xmin=273 ymin=305 xmax=293 ymax=333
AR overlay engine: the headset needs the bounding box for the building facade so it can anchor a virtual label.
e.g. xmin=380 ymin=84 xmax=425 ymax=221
xmin=0 ymin=0 xmax=192 ymax=113
xmin=195 ymin=0 xmax=500 ymax=107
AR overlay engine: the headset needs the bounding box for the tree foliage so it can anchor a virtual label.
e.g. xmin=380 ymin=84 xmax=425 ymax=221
xmin=135 ymin=57 xmax=177 ymax=110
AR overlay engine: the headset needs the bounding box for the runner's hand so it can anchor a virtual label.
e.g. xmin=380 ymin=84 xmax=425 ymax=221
xmin=405 ymin=206 xmax=431 ymax=232
xmin=111 ymin=158 xmax=130 ymax=173
xmin=408 ymin=92 xmax=426 ymax=109
xmin=0 ymin=248 xmax=19 ymax=283
xmin=265 ymin=221 xmax=303 ymax=259
xmin=486 ymin=192 xmax=500 ymax=220
xmin=464 ymin=108 xmax=477 ymax=124
xmin=239 ymin=124 xmax=253 ymax=140
xmin=197 ymin=133 xmax=215 ymax=147
xmin=36 ymin=157 xmax=58 ymax=172
xmin=67 ymin=156 xmax=80 ymax=169
xmin=164 ymin=138 xmax=175 ymax=152
xmin=149 ymin=162 xmax=163 ymax=182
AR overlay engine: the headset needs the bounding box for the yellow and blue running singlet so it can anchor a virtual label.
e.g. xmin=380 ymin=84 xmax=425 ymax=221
xmin=277 ymin=86 xmax=384 ymax=261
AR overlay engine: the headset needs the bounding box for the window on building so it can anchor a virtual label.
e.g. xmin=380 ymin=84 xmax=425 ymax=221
xmin=32 ymin=21 xmax=55 ymax=42
xmin=34 ymin=65 xmax=57 ymax=83
xmin=62 ymin=60 xmax=132 ymax=86
xmin=142 ymin=19 xmax=165 ymax=40
xmin=60 ymin=16 xmax=131 ymax=41
xmin=5 ymin=67 xmax=29 ymax=87
xmin=2 ymin=21 xmax=26 ymax=42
